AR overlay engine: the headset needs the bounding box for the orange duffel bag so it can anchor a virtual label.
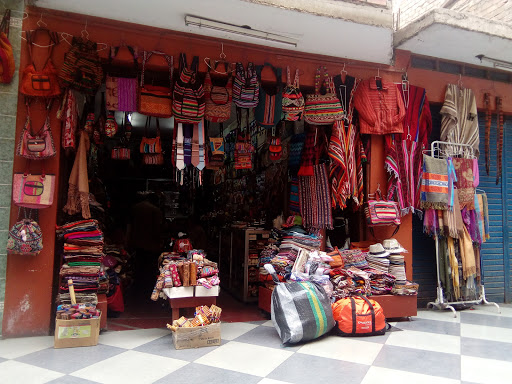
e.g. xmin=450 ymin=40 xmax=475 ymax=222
xmin=332 ymin=295 xmax=386 ymax=336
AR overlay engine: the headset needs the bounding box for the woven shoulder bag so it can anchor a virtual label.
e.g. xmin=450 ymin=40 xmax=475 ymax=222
xmin=304 ymin=66 xmax=343 ymax=125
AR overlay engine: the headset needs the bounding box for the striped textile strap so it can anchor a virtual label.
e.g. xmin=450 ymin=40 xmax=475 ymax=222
xmin=484 ymin=93 xmax=491 ymax=176
xmin=496 ymin=96 xmax=503 ymax=185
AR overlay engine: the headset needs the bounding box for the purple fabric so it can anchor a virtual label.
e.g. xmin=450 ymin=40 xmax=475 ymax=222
xmin=117 ymin=77 xmax=138 ymax=112
xmin=468 ymin=209 xmax=481 ymax=244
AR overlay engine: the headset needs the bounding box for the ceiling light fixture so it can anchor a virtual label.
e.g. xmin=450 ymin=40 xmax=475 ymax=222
xmin=476 ymin=54 xmax=512 ymax=71
xmin=185 ymin=15 xmax=298 ymax=47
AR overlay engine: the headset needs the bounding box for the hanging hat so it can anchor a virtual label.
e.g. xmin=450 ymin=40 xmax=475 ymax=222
xmin=382 ymin=238 xmax=407 ymax=254
xmin=368 ymin=243 xmax=390 ymax=258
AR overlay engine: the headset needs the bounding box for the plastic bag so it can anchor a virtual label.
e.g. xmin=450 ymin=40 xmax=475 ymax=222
xmin=266 ymin=264 xmax=334 ymax=344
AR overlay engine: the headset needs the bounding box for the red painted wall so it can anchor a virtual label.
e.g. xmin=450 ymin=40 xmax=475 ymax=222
xmin=3 ymin=7 xmax=509 ymax=336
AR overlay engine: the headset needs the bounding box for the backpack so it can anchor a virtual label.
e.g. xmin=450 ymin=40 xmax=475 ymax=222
xmin=59 ymin=37 xmax=103 ymax=95
xmin=172 ymin=54 xmax=205 ymax=124
xmin=204 ymin=60 xmax=232 ymax=123
xmin=332 ymin=295 xmax=386 ymax=336
xmin=232 ymin=62 xmax=259 ymax=109
xmin=0 ymin=10 xmax=15 ymax=84
xmin=282 ymin=67 xmax=304 ymax=121
xmin=254 ymin=63 xmax=282 ymax=129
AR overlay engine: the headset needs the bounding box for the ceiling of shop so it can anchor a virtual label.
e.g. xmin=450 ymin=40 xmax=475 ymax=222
xmin=395 ymin=8 xmax=512 ymax=70
xmin=34 ymin=0 xmax=395 ymax=65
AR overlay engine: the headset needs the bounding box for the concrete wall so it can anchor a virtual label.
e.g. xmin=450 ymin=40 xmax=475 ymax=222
xmin=0 ymin=0 xmax=24 ymax=337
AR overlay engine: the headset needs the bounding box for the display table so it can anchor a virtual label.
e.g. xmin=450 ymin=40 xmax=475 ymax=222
xmin=97 ymin=293 xmax=108 ymax=330
xmin=257 ymin=287 xmax=417 ymax=319
xmin=168 ymin=297 xmax=217 ymax=322
xmin=163 ymin=287 xmax=220 ymax=321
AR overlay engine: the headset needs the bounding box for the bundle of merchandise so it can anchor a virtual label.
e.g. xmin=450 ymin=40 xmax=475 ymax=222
xmin=56 ymin=303 xmax=101 ymax=320
xmin=56 ymin=220 xmax=104 ymax=303
xmin=258 ymin=226 xmax=322 ymax=284
xmin=151 ymin=250 xmax=220 ymax=300
xmin=329 ymin=267 xmax=372 ymax=300
xmin=166 ymin=304 xmax=222 ymax=331
xmin=366 ymin=269 xmax=397 ymax=295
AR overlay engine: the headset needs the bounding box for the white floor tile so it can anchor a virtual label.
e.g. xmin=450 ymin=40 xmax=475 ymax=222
xmin=261 ymin=320 xmax=274 ymax=327
xmin=462 ymin=305 xmax=512 ymax=318
xmin=220 ymin=322 xmax=259 ymax=340
xmin=461 ymin=323 xmax=512 ymax=342
xmin=0 ymin=336 xmax=54 ymax=359
xmin=362 ymin=366 xmax=460 ymax=384
xmin=195 ymin=341 xmax=293 ymax=377
xmin=258 ymin=379 xmax=293 ymax=384
xmin=386 ymin=329 xmax=460 ymax=354
xmin=415 ymin=309 xmax=461 ymax=323
xmin=98 ymin=328 xmax=169 ymax=349
xmin=0 ymin=360 xmax=64 ymax=384
xmin=297 ymin=335 xmax=383 ymax=365
xmin=70 ymin=350 xmax=188 ymax=384
xmin=461 ymin=355 xmax=512 ymax=384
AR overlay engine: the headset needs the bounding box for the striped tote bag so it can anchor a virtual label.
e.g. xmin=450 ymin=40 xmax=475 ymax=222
xmin=304 ymin=66 xmax=344 ymax=125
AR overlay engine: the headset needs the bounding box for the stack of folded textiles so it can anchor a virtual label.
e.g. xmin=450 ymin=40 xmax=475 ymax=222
xmin=56 ymin=220 xmax=104 ymax=300
xmin=366 ymin=269 xmax=396 ymax=295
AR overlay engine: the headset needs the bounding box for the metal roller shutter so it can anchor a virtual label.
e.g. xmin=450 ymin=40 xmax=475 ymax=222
xmin=477 ymin=113 xmax=509 ymax=303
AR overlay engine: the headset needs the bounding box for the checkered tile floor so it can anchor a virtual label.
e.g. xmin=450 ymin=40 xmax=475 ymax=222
xmin=1 ymin=304 xmax=511 ymax=384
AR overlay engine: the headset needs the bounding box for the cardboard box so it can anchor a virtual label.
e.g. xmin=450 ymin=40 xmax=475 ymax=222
xmin=172 ymin=322 xmax=221 ymax=350
xmin=54 ymin=315 xmax=101 ymax=349
xmin=163 ymin=286 xmax=195 ymax=299
xmin=194 ymin=285 xmax=220 ymax=297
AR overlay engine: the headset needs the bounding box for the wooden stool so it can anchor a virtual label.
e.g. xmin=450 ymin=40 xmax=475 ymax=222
xmin=168 ymin=297 xmax=217 ymax=322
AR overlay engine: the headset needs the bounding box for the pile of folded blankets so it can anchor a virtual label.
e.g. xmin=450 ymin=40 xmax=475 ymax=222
xmin=56 ymin=220 xmax=104 ymax=304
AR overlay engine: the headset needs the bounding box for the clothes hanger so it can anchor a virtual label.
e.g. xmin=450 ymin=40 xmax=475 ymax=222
xmin=21 ymin=13 xmax=59 ymax=47
xmin=204 ymin=44 xmax=234 ymax=74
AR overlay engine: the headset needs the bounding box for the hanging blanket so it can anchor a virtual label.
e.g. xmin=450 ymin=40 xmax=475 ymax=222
xmin=299 ymin=163 xmax=333 ymax=230
xmin=452 ymin=157 xmax=475 ymax=209
xmin=63 ymin=131 xmax=91 ymax=219
xmin=420 ymin=155 xmax=450 ymax=210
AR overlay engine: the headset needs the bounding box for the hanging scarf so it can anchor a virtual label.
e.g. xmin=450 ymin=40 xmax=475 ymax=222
xmin=442 ymin=190 xmax=464 ymax=239
xmin=440 ymin=84 xmax=479 ymax=156
xmin=484 ymin=92 xmax=491 ymax=175
xmin=299 ymin=163 xmax=333 ymax=230
xmin=420 ymin=155 xmax=450 ymax=210
xmin=63 ymin=131 xmax=91 ymax=219
xmin=459 ymin=225 xmax=477 ymax=279
xmin=422 ymin=208 xmax=439 ymax=237
xmin=452 ymin=157 xmax=475 ymax=209
xmin=481 ymin=193 xmax=490 ymax=241
xmin=447 ymin=237 xmax=460 ymax=300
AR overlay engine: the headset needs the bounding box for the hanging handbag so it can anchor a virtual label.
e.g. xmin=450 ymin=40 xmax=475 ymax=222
xmin=7 ymin=210 xmax=43 ymax=256
xmin=254 ymin=63 xmax=282 ymax=129
xmin=232 ymin=62 xmax=259 ymax=109
xmin=282 ymin=67 xmax=304 ymax=121
xmin=140 ymin=117 xmax=162 ymax=154
xmin=204 ymin=60 xmax=232 ymax=123
xmin=16 ymin=103 xmax=57 ymax=160
xmin=140 ymin=117 xmax=164 ymax=165
xmin=12 ymin=171 xmax=56 ymax=209
xmin=304 ymin=66 xmax=344 ymax=125
xmin=105 ymin=45 xmax=138 ymax=112
xmin=20 ymin=29 xmax=61 ymax=98
xmin=138 ymin=50 xmax=173 ymax=118
xmin=172 ymin=54 xmax=205 ymax=124
xmin=364 ymin=185 xmax=401 ymax=228
xmin=59 ymin=36 xmax=103 ymax=94
xmin=111 ymin=113 xmax=131 ymax=160
xmin=0 ymin=10 xmax=15 ymax=84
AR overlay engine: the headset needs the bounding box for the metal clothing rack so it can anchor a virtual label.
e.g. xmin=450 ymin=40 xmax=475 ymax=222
xmin=426 ymin=141 xmax=500 ymax=317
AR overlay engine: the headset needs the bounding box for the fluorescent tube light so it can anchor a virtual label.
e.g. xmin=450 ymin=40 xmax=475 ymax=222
xmin=185 ymin=15 xmax=298 ymax=47
xmin=476 ymin=54 xmax=512 ymax=71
